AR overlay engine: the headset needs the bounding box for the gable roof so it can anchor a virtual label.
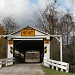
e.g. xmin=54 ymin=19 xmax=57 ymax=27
xmin=10 ymin=25 xmax=49 ymax=35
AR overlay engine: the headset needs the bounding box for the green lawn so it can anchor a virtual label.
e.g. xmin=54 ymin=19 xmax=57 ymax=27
xmin=41 ymin=65 xmax=75 ymax=75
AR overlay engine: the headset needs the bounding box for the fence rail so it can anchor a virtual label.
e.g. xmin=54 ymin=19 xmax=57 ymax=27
xmin=0 ymin=57 xmax=15 ymax=68
xmin=44 ymin=58 xmax=69 ymax=72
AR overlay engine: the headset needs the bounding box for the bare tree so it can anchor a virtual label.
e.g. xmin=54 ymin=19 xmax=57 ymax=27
xmin=2 ymin=16 xmax=19 ymax=34
xmin=34 ymin=0 xmax=75 ymax=63
xmin=34 ymin=0 xmax=61 ymax=60
xmin=57 ymin=13 xmax=74 ymax=46
xmin=56 ymin=13 xmax=75 ymax=63
xmin=35 ymin=0 xmax=58 ymax=34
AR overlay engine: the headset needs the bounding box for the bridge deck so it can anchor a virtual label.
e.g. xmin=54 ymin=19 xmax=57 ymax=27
xmin=0 ymin=63 xmax=44 ymax=75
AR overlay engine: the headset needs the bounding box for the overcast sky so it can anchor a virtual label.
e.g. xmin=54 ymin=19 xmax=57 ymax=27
xmin=0 ymin=0 xmax=74 ymax=27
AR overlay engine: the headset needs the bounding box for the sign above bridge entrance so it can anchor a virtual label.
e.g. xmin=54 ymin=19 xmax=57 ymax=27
xmin=21 ymin=29 xmax=35 ymax=36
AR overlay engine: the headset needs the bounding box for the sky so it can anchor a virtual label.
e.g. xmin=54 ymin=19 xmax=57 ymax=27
xmin=0 ymin=0 xmax=74 ymax=27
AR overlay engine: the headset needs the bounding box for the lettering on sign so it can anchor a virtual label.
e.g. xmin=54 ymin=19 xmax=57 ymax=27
xmin=44 ymin=40 xmax=49 ymax=44
xmin=21 ymin=30 xmax=35 ymax=36
xmin=8 ymin=40 xmax=13 ymax=44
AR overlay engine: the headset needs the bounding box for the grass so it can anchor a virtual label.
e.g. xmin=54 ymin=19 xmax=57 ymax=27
xmin=41 ymin=65 xmax=75 ymax=75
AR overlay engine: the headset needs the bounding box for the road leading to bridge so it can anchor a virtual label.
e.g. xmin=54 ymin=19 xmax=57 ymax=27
xmin=0 ymin=63 xmax=44 ymax=75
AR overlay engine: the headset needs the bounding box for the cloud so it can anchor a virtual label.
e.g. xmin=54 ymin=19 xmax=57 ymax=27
xmin=0 ymin=0 xmax=32 ymax=26
xmin=0 ymin=0 xmax=47 ymax=27
xmin=0 ymin=0 xmax=74 ymax=27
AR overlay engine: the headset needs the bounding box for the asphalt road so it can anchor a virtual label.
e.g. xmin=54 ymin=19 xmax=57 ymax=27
xmin=0 ymin=63 xmax=44 ymax=75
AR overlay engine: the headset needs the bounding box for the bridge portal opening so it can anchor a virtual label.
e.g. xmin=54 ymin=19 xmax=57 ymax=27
xmin=13 ymin=39 xmax=44 ymax=64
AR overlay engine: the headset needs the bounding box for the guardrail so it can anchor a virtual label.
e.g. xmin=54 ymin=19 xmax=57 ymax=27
xmin=44 ymin=58 xmax=69 ymax=72
xmin=0 ymin=57 xmax=15 ymax=68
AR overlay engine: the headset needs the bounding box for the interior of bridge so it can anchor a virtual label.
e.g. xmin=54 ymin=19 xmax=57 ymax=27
xmin=13 ymin=39 xmax=44 ymax=63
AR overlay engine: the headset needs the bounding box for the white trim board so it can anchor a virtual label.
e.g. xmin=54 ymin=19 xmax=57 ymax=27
xmin=13 ymin=38 xmax=43 ymax=40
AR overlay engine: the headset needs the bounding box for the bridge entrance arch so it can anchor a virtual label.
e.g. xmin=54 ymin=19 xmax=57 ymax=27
xmin=7 ymin=26 xmax=51 ymax=64
xmin=13 ymin=39 xmax=44 ymax=63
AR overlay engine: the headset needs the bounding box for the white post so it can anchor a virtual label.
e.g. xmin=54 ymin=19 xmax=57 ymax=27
xmin=7 ymin=38 xmax=13 ymax=66
xmin=49 ymin=37 xmax=50 ymax=59
xmin=60 ymin=36 xmax=62 ymax=62
xmin=44 ymin=37 xmax=50 ymax=67
xmin=6 ymin=60 xmax=8 ymax=66
xmin=0 ymin=61 xmax=2 ymax=68
xmin=47 ymin=38 xmax=50 ymax=59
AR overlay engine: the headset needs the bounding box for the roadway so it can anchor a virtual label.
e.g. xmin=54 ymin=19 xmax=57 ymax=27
xmin=0 ymin=63 xmax=44 ymax=75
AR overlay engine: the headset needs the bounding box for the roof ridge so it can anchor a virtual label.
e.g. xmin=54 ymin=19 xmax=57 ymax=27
xmin=10 ymin=25 xmax=49 ymax=35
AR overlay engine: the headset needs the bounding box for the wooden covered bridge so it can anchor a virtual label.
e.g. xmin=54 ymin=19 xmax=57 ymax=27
xmin=0 ymin=26 xmax=69 ymax=73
